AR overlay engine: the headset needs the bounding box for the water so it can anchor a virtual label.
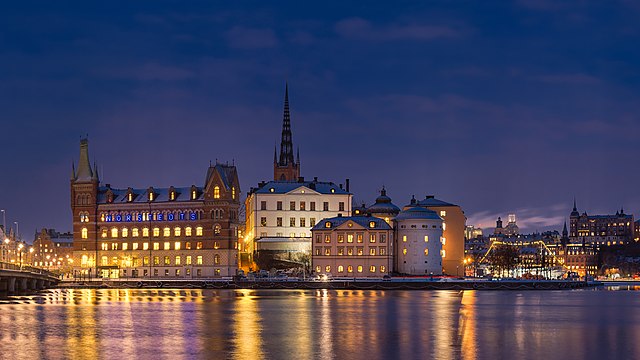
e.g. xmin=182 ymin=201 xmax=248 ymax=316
xmin=1 ymin=287 xmax=639 ymax=360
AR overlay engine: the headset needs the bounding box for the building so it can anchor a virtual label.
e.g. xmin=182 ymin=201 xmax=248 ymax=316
xmin=243 ymin=85 xmax=353 ymax=270
xmin=71 ymin=139 xmax=241 ymax=279
xmin=365 ymin=187 xmax=401 ymax=224
xmin=569 ymin=200 xmax=634 ymax=247
xmin=494 ymin=214 xmax=519 ymax=236
xmin=311 ymin=215 xmax=393 ymax=277
xmin=32 ymin=228 xmax=73 ymax=272
xmin=406 ymin=195 xmax=466 ymax=275
xmin=465 ymin=225 xmax=483 ymax=240
xmin=395 ymin=206 xmax=444 ymax=275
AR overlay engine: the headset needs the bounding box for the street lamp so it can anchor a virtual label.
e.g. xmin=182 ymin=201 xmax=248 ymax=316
xmin=18 ymin=243 xmax=24 ymax=270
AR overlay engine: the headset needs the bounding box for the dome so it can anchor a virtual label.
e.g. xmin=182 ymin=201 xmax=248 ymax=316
xmin=366 ymin=187 xmax=400 ymax=215
xmin=395 ymin=206 xmax=442 ymax=221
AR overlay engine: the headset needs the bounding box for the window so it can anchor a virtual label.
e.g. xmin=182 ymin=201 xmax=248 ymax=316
xmin=403 ymin=248 xmax=407 ymax=255
xmin=315 ymin=247 xmax=321 ymax=256
xmin=347 ymin=247 xmax=353 ymax=256
xmin=424 ymin=235 xmax=429 ymax=242
xmin=290 ymin=201 xmax=296 ymax=210
xmin=153 ymin=256 xmax=160 ymax=265
xmin=380 ymin=234 xmax=386 ymax=243
xmin=325 ymin=221 xmax=331 ymax=228
xmin=325 ymin=247 xmax=331 ymax=256
xmin=443 ymin=222 xmax=446 ymax=231
xmin=143 ymin=256 xmax=149 ymax=266
xmin=369 ymin=234 xmax=376 ymax=243
xmin=310 ymin=218 xmax=316 ymax=226
xmin=348 ymin=265 xmax=353 ymax=273
xmin=290 ymin=218 xmax=296 ymax=227
xmin=111 ymin=228 xmax=118 ymax=238
xmin=186 ymin=256 xmax=192 ymax=265
xmin=174 ymin=227 xmax=181 ymax=237
xmin=338 ymin=247 xmax=344 ymax=255
xmin=370 ymin=265 xmax=376 ymax=273
xmin=403 ymin=235 xmax=407 ymax=242
xmin=369 ymin=248 xmax=376 ymax=256
xmin=196 ymin=227 xmax=203 ymax=236
xmin=338 ymin=265 xmax=344 ymax=273
xmin=424 ymin=248 xmax=429 ymax=256
xmin=300 ymin=218 xmax=306 ymax=227
xmin=310 ymin=202 xmax=316 ymax=211
xmin=175 ymin=256 xmax=181 ymax=265
xmin=214 ymin=186 xmax=220 ymax=199
xmin=232 ymin=187 xmax=236 ymax=199
xmin=357 ymin=234 xmax=363 ymax=243
xmin=347 ymin=234 xmax=353 ymax=243
xmin=316 ymin=265 xmax=321 ymax=273
xmin=315 ymin=235 xmax=321 ymax=243
xmin=81 ymin=228 xmax=88 ymax=239
xmin=162 ymin=242 xmax=169 ymax=250
xmin=214 ymin=254 xmax=220 ymax=264
xmin=440 ymin=210 xmax=446 ymax=217
xmin=441 ymin=237 xmax=446 ymax=245
xmin=441 ymin=249 xmax=446 ymax=258
xmin=379 ymin=247 xmax=386 ymax=255
xmin=380 ymin=265 xmax=386 ymax=273
xmin=339 ymin=202 xmax=345 ymax=211
xmin=163 ymin=228 xmax=170 ymax=237
xmin=338 ymin=235 xmax=344 ymax=243
xmin=323 ymin=202 xmax=329 ymax=211
xmin=357 ymin=247 xmax=363 ymax=256
xmin=277 ymin=201 xmax=282 ymax=210
xmin=325 ymin=235 xmax=331 ymax=243
xmin=261 ymin=217 xmax=267 ymax=226
xmin=164 ymin=256 xmax=170 ymax=265
xmin=122 ymin=243 xmax=128 ymax=251
xmin=357 ymin=265 xmax=363 ymax=273
xmin=153 ymin=228 xmax=160 ymax=237
xmin=111 ymin=243 xmax=118 ymax=250
xmin=143 ymin=242 xmax=149 ymax=250
xmin=101 ymin=256 xmax=108 ymax=266
xmin=196 ymin=241 xmax=203 ymax=249
xmin=185 ymin=242 xmax=191 ymax=250
xmin=142 ymin=228 xmax=149 ymax=237
xmin=101 ymin=243 xmax=108 ymax=251
xmin=277 ymin=217 xmax=283 ymax=227
xmin=300 ymin=202 xmax=305 ymax=211
xmin=132 ymin=228 xmax=139 ymax=237
xmin=133 ymin=243 xmax=139 ymax=250
xmin=185 ymin=227 xmax=192 ymax=237
xmin=196 ymin=256 xmax=203 ymax=265
xmin=325 ymin=265 xmax=331 ymax=273
xmin=261 ymin=201 xmax=267 ymax=210
xmin=153 ymin=243 xmax=159 ymax=250
xmin=214 ymin=241 xmax=219 ymax=249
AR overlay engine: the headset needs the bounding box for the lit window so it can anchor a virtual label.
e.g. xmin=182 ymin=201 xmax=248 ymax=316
xmin=174 ymin=227 xmax=181 ymax=237
xmin=133 ymin=243 xmax=139 ymax=250
xmin=191 ymin=190 xmax=197 ymax=200
xmin=81 ymin=228 xmax=88 ymax=239
xmin=196 ymin=242 xmax=203 ymax=249
xmin=196 ymin=256 xmax=203 ymax=265
xmin=142 ymin=228 xmax=149 ymax=237
xmin=101 ymin=243 xmax=108 ymax=251
xmin=370 ymin=265 xmax=376 ymax=273
xmin=441 ymin=237 xmax=446 ymax=245
xmin=175 ymin=256 xmax=181 ymax=265
xmin=111 ymin=243 xmax=118 ymax=250
xmin=441 ymin=249 xmax=446 ymax=258
xmin=357 ymin=265 xmax=363 ymax=273
xmin=424 ymin=235 xmax=429 ymax=242
xmin=369 ymin=221 xmax=375 ymax=228
xmin=122 ymin=243 xmax=128 ymax=251
xmin=403 ymin=248 xmax=407 ymax=255
xmin=232 ymin=187 xmax=236 ymax=199
xmin=214 ymin=186 xmax=220 ymax=199
xmin=324 ymin=235 xmax=331 ymax=243
xmin=424 ymin=248 xmax=429 ymax=256
xmin=357 ymin=247 xmax=363 ymax=256
xmin=440 ymin=211 xmax=446 ymax=217
xmin=316 ymin=265 xmax=321 ymax=273
xmin=175 ymin=242 xmax=181 ymax=250
xmin=149 ymin=192 xmax=154 ymax=201
xmin=325 ymin=248 xmax=331 ymax=255
xmin=186 ymin=256 xmax=192 ymax=265
xmin=81 ymin=255 xmax=88 ymax=266
xmin=122 ymin=228 xmax=129 ymax=238
xmin=128 ymin=193 xmax=133 ymax=202
xmin=153 ymin=228 xmax=160 ymax=237
xmin=170 ymin=192 xmax=175 ymax=201
xmin=186 ymin=227 xmax=192 ymax=237
xmin=325 ymin=221 xmax=331 ymax=228
xmin=143 ymin=242 xmax=149 ymax=250
xmin=338 ymin=235 xmax=344 ymax=243
xmin=214 ymin=254 xmax=220 ymax=264
xmin=164 ymin=256 xmax=170 ymax=265
xmin=214 ymin=241 xmax=220 ymax=249
xmin=162 ymin=228 xmax=169 ymax=237
xmin=111 ymin=228 xmax=118 ymax=238
xmin=403 ymin=235 xmax=407 ymax=242
xmin=153 ymin=243 xmax=159 ymax=250
xmin=369 ymin=248 xmax=376 ymax=255
xmin=325 ymin=265 xmax=331 ymax=273
xmin=443 ymin=222 xmax=446 ymax=231
xmin=357 ymin=234 xmax=363 ymax=243
xmin=196 ymin=227 xmax=203 ymax=236
xmin=370 ymin=234 xmax=376 ymax=243
xmin=380 ymin=265 xmax=386 ymax=273
xmin=338 ymin=265 xmax=344 ymax=273
xmin=164 ymin=242 xmax=170 ymax=250
xmin=347 ymin=234 xmax=354 ymax=243
xmin=132 ymin=228 xmax=139 ymax=237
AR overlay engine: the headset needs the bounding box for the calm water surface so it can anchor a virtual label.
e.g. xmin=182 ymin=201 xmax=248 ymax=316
xmin=1 ymin=287 xmax=639 ymax=360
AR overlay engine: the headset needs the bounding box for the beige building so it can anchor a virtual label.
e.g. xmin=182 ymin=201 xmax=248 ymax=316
xmin=407 ymin=195 xmax=466 ymax=275
xmin=311 ymin=216 xmax=393 ymax=277
xmin=32 ymin=229 xmax=74 ymax=272
xmin=395 ymin=206 xmax=443 ymax=275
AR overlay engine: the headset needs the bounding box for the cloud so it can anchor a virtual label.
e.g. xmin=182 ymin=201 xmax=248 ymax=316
xmin=225 ymin=26 xmax=278 ymax=49
xmin=467 ymin=204 xmax=567 ymax=232
xmin=335 ymin=17 xmax=462 ymax=41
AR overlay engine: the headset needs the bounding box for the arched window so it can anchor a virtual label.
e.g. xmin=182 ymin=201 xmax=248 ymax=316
xmin=132 ymin=228 xmax=139 ymax=237
xmin=81 ymin=228 xmax=88 ymax=239
xmin=185 ymin=227 xmax=192 ymax=237
xmin=111 ymin=228 xmax=118 ymax=238
xmin=174 ymin=227 xmax=181 ymax=237
xmin=214 ymin=254 xmax=220 ymax=264
xmin=163 ymin=228 xmax=170 ymax=237
xmin=142 ymin=228 xmax=149 ymax=237
xmin=196 ymin=227 xmax=203 ymax=236
xmin=153 ymin=228 xmax=160 ymax=237
xmin=122 ymin=228 xmax=129 ymax=238
xmin=214 ymin=186 xmax=220 ymax=199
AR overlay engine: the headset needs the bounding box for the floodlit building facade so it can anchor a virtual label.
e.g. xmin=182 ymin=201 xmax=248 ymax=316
xmin=569 ymin=200 xmax=634 ymax=247
xmin=395 ymin=206 xmax=444 ymax=275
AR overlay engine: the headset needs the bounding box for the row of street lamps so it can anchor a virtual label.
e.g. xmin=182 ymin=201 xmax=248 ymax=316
xmin=1 ymin=209 xmax=30 ymax=269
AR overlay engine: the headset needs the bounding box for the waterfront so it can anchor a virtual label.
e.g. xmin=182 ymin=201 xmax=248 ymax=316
xmin=1 ymin=288 xmax=640 ymax=360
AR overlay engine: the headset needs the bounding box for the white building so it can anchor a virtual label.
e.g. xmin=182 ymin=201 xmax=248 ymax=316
xmin=395 ymin=206 xmax=444 ymax=275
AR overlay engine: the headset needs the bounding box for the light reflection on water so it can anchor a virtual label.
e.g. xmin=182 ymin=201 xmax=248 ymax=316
xmin=0 ymin=287 xmax=639 ymax=360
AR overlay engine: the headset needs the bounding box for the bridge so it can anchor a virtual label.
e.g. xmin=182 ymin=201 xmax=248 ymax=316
xmin=0 ymin=262 xmax=60 ymax=296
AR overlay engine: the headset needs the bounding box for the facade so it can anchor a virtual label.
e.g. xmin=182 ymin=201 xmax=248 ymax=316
xmin=242 ymin=85 xmax=352 ymax=270
xmin=569 ymin=200 xmax=634 ymax=247
xmin=71 ymin=139 xmax=241 ymax=279
xmin=32 ymin=228 xmax=73 ymax=272
xmin=493 ymin=214 xmax=519 ymax=236
xmin=407 ymin=195 xmax=466 ymax=275
xmin=311 ymin=216 xmax=393 ymax=277
xmin=395 ymin=206 xmax=444 ymax=275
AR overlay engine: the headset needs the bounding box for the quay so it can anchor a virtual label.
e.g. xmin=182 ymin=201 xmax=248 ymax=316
xmin=56 ymin=278 xmax=600 ymax=291
xmin=0 ymin=262 xmax=60 ymax=296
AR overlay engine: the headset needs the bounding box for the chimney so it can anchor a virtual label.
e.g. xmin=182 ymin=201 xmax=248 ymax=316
xmin=426 ymin=195 xmax=434 ymax=199
xmin=298 ymin=176 xmax=304 ymax=183
xmin=346 ymin=178 xmax=350 ymax=192
xmin=339 ymin=184 xmax=343 ymax=189
xmin=313 ymin=177 xmax=318 ymax=182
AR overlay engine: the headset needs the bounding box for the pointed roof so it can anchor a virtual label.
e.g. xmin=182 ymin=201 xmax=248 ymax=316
xmin=75 ymin=138 xmax=94 ymax=182
xmin=278 ymin=83 xmax=295 ymax=167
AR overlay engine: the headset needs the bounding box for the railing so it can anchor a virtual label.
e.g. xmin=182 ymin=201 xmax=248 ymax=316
xmin=0 ymin=261 xmax=59 ymax=278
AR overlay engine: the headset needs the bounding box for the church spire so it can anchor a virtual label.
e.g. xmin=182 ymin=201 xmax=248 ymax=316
xmin=70 ymin=161 xmax=76 ymax=181
xmin=278 ymin=82 xmax=294 ymax=166
xmin=75 ymin=138 xmax=94 ymax=182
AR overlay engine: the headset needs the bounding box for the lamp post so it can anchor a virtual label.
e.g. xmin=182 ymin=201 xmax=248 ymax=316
xmin=18 ymin=243 xmax=24 ymax=270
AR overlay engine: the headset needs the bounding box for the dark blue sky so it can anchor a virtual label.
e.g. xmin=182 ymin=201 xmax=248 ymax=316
xmin=2 ymin=1 xmax=640 ymax=240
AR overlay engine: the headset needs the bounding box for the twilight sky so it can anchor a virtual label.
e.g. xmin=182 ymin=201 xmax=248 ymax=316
xmin=1 ymin=1 xmax=640 ymax=240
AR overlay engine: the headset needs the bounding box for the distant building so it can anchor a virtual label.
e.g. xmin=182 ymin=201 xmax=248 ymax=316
xmin=494 ymin=214 xmax=519 ymax=236
xmin=465 ymin=225 xmax=483 ymax=240
xmin=32 ymin=228 xmax=73 ymax=271
xmin=71 ymin=139 xmax=242 ymax=279
xmin=243 ymin=85 xmax=352 ymax=270
xmin=395 ymin=206 xmax=443 ymax=275
xmin=569 ymin=200 xmax=634 ymax=247
xmin=405 ymin=195 xmax=466 ymax=275
xmin=311 ymin=216 xmax=393 ymax=277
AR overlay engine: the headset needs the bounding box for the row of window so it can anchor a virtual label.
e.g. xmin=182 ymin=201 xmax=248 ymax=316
xmin=315 ymin=246 xmax=388 ymax=256
xmin=401 ymin=248 xmax=445 ymax=257
xmin=80 ymin=226 xmax=222 ymax=239
xmin=401 ymin=235 xmax=445 ymax=244
xmin=260 ymin=201 xmax=344 ymax=212
xmin=315 ymin=265 xmax=386 ymax=274
xmin=315 ymin=233 xmax=387 ymax=243
xmin=98 ymin=254 xmax=209 ymax=267
xmin=260 ymin=217 xmax=317 ymax=227
xmin=99 ymin=241 xmax=210 ymax=251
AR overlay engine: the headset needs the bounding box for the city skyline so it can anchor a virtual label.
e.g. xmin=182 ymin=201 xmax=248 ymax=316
xmin=2 ymin=1 xmax=640 ymax=238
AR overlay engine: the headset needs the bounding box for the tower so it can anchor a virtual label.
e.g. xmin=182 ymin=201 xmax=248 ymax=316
xmin=70 ymin=138 xmax=99 ymax=269
xmin=569 ymin=198 xmax=580 ymax=238
xmin=274 ymin=83 xmax=300 ymax=181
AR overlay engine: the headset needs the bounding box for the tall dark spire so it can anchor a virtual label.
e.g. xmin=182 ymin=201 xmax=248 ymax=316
xmin=278 ymin=83 xmax=294 ymax=166
xmin=75 ymin=138 xmax=94 ymax=182
xmin=573 ymin=198 xmax=577 ymax=212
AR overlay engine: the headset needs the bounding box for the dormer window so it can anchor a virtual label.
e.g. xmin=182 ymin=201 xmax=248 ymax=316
xmin=369 ymin=221 xmax=376 ymax=228
xmin=106 ymin=189 xmax=114 ymax=203
xmin=169 ymin=186 xmax=177 ymax=201
xmin=214 ymin=186 xmax=220 ymax=199
xmin=190 ymin=185 xmax=198 ymax=200
xmin=147 ymin=187 xmax=155 ymax=202
xmin=325 ymin=221 xmax=332 ymax=228
xmin=126 ymin=187 xmax=134 ymax=202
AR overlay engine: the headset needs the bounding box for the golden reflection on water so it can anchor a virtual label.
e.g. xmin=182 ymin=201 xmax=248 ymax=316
xmin=232 ymin=289 xmax=264 ymax=360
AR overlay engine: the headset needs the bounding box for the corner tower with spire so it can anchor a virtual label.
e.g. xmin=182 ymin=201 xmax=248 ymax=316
xmin=274 ymin=83 xmax=300 ymax=181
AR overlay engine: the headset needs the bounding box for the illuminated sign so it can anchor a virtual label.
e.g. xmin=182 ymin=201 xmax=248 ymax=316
xmin=103 ymin=211 xmax=198 ymax=222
